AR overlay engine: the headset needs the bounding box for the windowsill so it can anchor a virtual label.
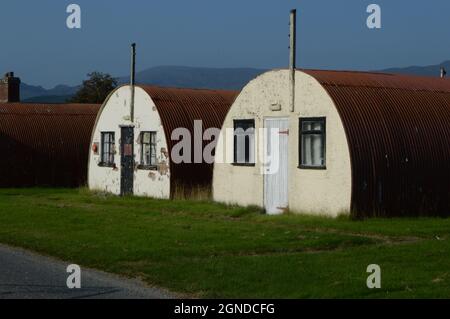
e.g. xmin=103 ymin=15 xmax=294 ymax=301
xmin=298 ymin=165 xmax=327 ymax=170
xmin=232 ymin=163 xmax=256 ymax=167
xmin=137 ymin=164 xmax=158 ymax=171
xmin=98 ymin=162 xmax=116 ymax=168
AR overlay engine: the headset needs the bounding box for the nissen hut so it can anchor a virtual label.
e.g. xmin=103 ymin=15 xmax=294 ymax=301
xmin=212 ymin=69 xmax=450 ymax=218
xmin=0 ymin=72 xmax=100 ymax=187
xmin=88 ymin=85 xmax=237 ymax=198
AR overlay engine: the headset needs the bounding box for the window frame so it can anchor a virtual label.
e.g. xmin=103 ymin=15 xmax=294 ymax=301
xmin=298 ymin=117 xmax=327 ymax=170
xmin=233 ymin=119 xmax=256 ymax=166
xmin=138 ymin=131 xmax=158 ymax=170
xmin=99 ymin=132 xmax=115 ymax=167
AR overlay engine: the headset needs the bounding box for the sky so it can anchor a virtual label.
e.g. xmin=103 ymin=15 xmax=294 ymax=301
xmin=0 ymin=0 xmax=449 ymax=88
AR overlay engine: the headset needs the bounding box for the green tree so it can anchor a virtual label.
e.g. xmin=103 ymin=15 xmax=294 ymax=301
xmin=69 ymin=72 xmax=118 ymax=104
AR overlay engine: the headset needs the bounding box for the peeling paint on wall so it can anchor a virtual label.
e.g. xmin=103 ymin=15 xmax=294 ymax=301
xmin=88 ymin=86 xmax=171 ymax=199
xmin=158 ymin=161 xmax=170 ymax=176
xmin=148 ymin=171 xmax=157 ymax=181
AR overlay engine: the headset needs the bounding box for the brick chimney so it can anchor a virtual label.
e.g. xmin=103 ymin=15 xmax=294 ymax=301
xmin=0 ymin=72 xmax=21 ymax=103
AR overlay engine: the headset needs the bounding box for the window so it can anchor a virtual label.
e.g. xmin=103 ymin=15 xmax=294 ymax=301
xmin=140 ymin=132 xmax=157 ymax=169
xmin=100 ymin=132 xmax=115 ymax=166
xmin=233 ymin=119 xmax=255 ymax=165
xmin=299 ymin=118 xmax=326 ymax=169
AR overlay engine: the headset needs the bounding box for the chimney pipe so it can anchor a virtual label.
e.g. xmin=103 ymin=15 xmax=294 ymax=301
xmin=130 ymin=43 xmax=136 ymax=122
xmin=289 ymin=9 xmax=297 ymax=112
xmin=0 ymin=72 xmax=21 ymax=103
xmin=440 ymin=67 xmax=447 ymax=79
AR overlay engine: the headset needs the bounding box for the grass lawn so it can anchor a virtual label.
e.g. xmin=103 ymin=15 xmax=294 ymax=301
xmin=0 ymin=188 xmax=449 ymax=298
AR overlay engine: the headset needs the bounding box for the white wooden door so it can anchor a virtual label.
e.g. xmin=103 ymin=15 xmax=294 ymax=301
xmin=264 ymin=118 xmax=289 ymax=215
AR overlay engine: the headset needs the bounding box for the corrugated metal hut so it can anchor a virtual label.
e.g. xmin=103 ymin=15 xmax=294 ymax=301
xmin=88 ymin=85 xmax=237 ymax=198
xmin=212 ymin=69 xmax=450 ymax=218
xmin=0 ymin=72 xmax=101 ymax=187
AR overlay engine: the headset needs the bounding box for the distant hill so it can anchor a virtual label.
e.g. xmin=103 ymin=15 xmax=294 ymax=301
xmin=378 ymin=60 xmax=450 ymax=77
xmin=117 ymin=65 xmax=267 ymax=90
xmin=21 ymin=66 xmax=266 ymax=103
xmin=19 ymin=62 xmax=450 ymax=103
xmin=21 ymin=83 xmax=79 ymax=101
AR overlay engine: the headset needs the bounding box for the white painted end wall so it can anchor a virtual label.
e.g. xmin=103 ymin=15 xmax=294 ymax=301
xmin=88 ymin=86 xmax=170 ymax=198
xmin=212 ymin=70 xmax=352 ymax=216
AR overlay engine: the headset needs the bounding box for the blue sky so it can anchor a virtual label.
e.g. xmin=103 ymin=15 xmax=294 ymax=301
xmin=0 ymin=0 xmax=449 ymax=88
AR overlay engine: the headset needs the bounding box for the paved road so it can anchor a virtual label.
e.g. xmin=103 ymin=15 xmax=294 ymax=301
xmin=0 ymin=244 xmax=174 ymax=299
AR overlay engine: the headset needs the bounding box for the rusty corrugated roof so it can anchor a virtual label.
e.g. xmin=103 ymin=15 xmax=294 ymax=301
xmin=140 ymin=86 xmax=237 ymax=196
xmin=304 ymin=70 xmax=450 ymax=218
xmin=0 ymin=103 xmax=100 ymax=187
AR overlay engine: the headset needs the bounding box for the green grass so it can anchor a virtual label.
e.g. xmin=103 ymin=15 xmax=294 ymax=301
xmin=0 ymin=188 xmax=449 ymax=298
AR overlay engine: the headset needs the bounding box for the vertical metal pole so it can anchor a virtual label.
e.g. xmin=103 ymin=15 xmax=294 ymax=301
xmin=289 ymin=9 xmax=297 ymax=112
xmin=130 ymin=43 xmax=136 ymax=122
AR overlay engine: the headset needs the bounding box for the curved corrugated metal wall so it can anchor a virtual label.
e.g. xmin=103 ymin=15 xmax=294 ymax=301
xmin=0 ymin=103 xmax=100 ymax=187
xmin=140 ymin=86 xmax=237 ymax=197
xmin=305 ymin=70 xmax=450 ymax=218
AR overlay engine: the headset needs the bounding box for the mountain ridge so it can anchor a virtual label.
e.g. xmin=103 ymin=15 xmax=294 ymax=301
xmin=377 ymin=60 xmax=450 ymax=77
xmin=20 ymin=62 xmax=450 ymax=103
